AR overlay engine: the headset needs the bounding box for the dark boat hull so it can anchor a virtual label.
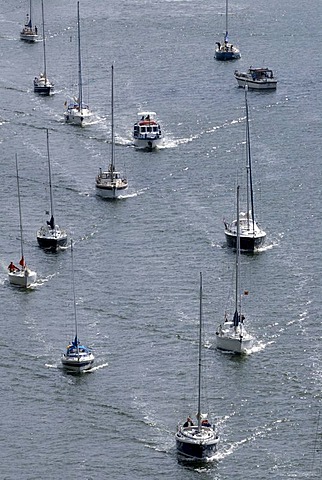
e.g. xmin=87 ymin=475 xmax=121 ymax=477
xmin=37 ymin=235 xmax=67 ymax=250
xmin=215 ymin=51 xmax=241 ymax=61
xmin=176 ymin=436 xmax=218 ymax=460
xmin=34 ymin=85 xmax=53 ymax=96
xmin=225 ymin=231 xmax=266 ymax=252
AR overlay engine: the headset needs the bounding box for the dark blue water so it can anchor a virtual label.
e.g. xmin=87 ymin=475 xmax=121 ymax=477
xmin=0 ymin=0 xmax=321 ymax=478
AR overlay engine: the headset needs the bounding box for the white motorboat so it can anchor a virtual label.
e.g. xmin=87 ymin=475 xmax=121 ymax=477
xmin=96 ymin=65 xmax=128 ymax=199
xmin=133 ymin=111 xmax=162 ymax=149
xmin=37 ymin=130 xmax=67 ymax=250
xmin=8 ymin=156 xmax=37 ymax=289
xmin=234 ymin=67 xmax=277 ymax=90
xmin=20 ymin=0 xmax=38 ymax=42
xmin=64 ymin=1 xmax=92 ymax=126
xmin=224 ymin=87 xmax=266 ymax=252
xmin=214 ymin=0 xmax=240 ymax=61
xmin=217 ymin=186 xmax=254 ymax=354
xmin=176 ymin=273 xmax=219 ymax=460
xmin=61 ymin=240 xmax=94 ymax=373
xmin=34 ymin=1 xmax=54 ymax=96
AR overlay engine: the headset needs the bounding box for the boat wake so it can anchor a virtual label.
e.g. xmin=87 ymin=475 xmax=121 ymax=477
xmin=87 ymin=362 xmax=108 ymax=372
xmin=45 ymin=362 xmax=107 ymax=372
xmin=34 ymin=272 xmax=58 ymax=287
xmin=161 ymin=115 xmax=246 ymax=150
xmin=244 ymin=340 xmax=267 ymax=354
xmin=45 ymin=363 xmax=59 ymax=369
xmin=216 ymin=417 xmax=287 ymax=462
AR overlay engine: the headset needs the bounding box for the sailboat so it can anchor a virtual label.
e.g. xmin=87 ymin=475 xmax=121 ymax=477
xmin=64 ymin=1 xmax=92 ymax=126
xmin=20 ymin=0 xmax=38 ymax=42
xmin=96 ymin=65 xmax=128 ymax=199
xmin=216 ymin=186 xmax=254 ymax=354
xmin=34 ymin=0 xmax=54 ymax=95
xmin=61 ymin=240 xmax=95 ymax=373
xmin=214 ymin=0 xmax=240 ymax=60
xmin=37 ymin=130 xmax=67 ymax=250
xmin=224 ymin=87 xmax=266 ymax=251
xmin=175 ymin=273 xmax=219 ymax=460
xmin=8 ymin=155 xmax=37 ymax=288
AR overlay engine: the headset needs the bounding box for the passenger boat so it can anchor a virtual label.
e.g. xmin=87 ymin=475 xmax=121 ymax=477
xmin=234 ymin=67 xmax=277 ymax=90
xmin=20 ymin=0 xmax=38 ymax=42
xmin=34 ymin=0 xmax=54 ymax=95
xmin=96 ymin=65 xmax=128 ymax=199
xmin=175 ymin=273 xmax=219 ymax=460
xmin=133 ymin=111 xmax=162 ymax=150
xmin=216 ymin=186 xmax=254 ymax=354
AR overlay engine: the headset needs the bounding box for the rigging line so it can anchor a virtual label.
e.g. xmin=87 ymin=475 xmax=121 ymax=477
xmin=311 ymin=410 xmax=321 ymax=473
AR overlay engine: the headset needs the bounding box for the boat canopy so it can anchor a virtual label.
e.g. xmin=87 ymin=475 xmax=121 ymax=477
xmin=137 ymin=111 xmax=156 ymax=119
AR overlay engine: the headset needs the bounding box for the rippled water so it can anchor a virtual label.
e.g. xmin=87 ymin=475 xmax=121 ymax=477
xmin=0 ymin=0 xmax=321 ymax=478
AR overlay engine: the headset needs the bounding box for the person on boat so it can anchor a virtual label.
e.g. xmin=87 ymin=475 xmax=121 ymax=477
xmin=35 ymin=26 xmax=38 ymax=35
xmin=201 ymin=418 xmax=211 ymax=427
xmin=8 ymin=261 xmax=19 ymax=272
xmin=183 ymin=417 xmax=194 ymax=427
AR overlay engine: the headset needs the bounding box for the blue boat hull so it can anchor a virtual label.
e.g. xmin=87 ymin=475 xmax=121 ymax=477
xmin=215 ymin=50 xmax=241 ymax=61
xmin=176 ymin=436 xmax=218 ymax=460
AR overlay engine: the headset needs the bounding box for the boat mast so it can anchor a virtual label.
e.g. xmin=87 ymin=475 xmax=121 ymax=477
xmin=29 ymin=0 xmax=33 ymax=28
xmin=225 ymin=0 xmax=228 ymax=40
xmin=234 ymin=186 xmax=241 ymax=329
xmin=71 ymin=240 xmax=79 ymax=357
xmin=197 ymin=272 xmax=203 ymax=432
xmin=111 ymin=64 xmax=115 ymax=177
xmin=77 ymin=1 xmax=83 ymax=113
xmin=41 ymin=0 xmax=47 ymax=81
xmin=15 ymin=154 xmax=25 ymax=268
xmin=245 ymin=87 xmax=255 ymax=233
xmin=46 ymin=129 xmax=55 ymax=228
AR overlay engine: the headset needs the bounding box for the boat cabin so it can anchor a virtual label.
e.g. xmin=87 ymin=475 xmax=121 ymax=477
xmin=249 ymin=68 xmax=274 ymax=80
xmin=134 ymin=112 xmax=161 ymax=138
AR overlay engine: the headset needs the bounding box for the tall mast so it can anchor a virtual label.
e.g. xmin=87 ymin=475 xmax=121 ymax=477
xmin=111 ymin=64 xmax=115 ymax=174
xmin=46 ymin=129 xmax=55 ymax=228
xmin=29 ymin=0 xmax=33 ymax=27
xmin=245 ymin=87 xmax=255 ymax=233
xmin=225 ymin=0 xmax=229 ymax=39
xmin=71 ymin=240 xmax=79 ymax=356
xmin=197 ymin=272 xmax=203 ymax=432
xmin=234 ymin=186 xmax=241 ymax=328
xmin=15 ymin=154 xmax=25 ymax=265
xmin=41 ymin=0 xmax=47 ymax=81
xmin=77 ymin=1 xmax=83 ymax=113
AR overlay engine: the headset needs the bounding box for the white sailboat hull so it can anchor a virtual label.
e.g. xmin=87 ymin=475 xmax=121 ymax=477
xmin=96 ymin=185 xmax=128 ymax=199
xmin=61 ymin=352 xmax=94 ymax=373
xmin=216 ymin=322 xmax=253 ymax=354
xmin=96 ymin=175 xmax=128 ymax=199
xmin=8 ymin=268 xmax=37 ymax=288
xmin=64 ymin=107 xmax=92 ymax=126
